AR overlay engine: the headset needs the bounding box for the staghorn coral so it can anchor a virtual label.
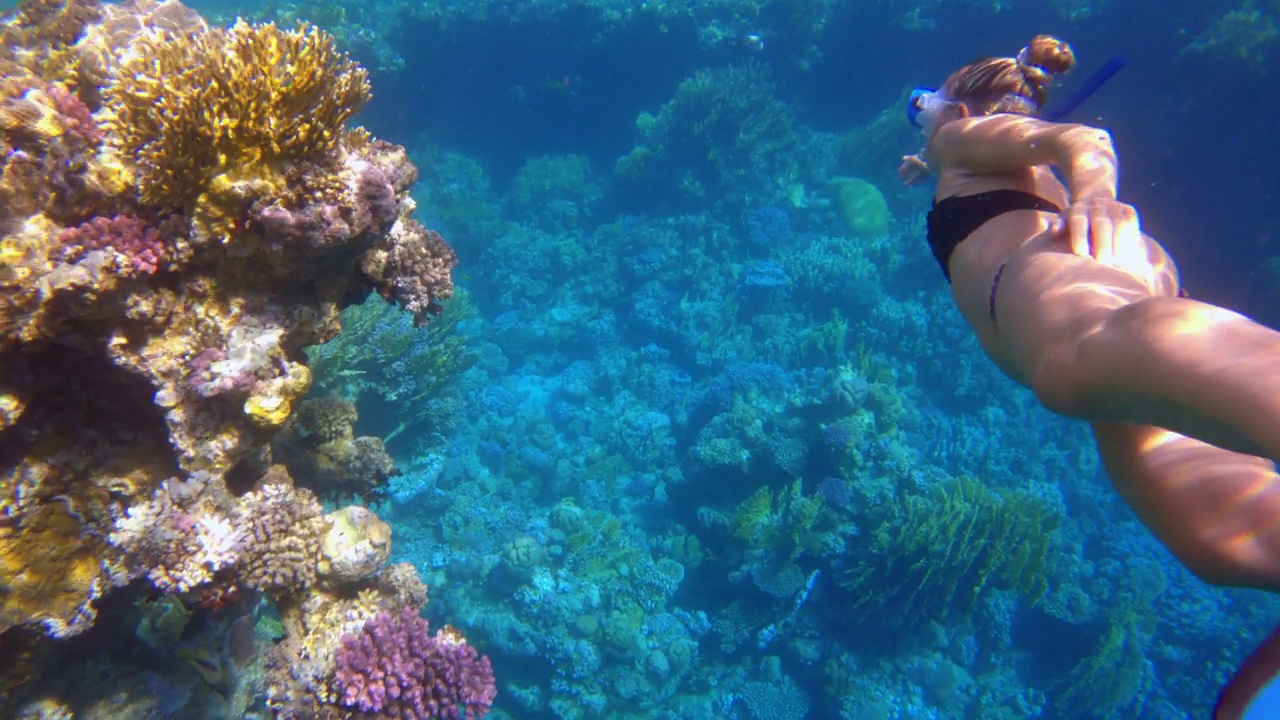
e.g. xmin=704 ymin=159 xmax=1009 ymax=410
xmin=102 ymin=19 xmax=370 ymax=217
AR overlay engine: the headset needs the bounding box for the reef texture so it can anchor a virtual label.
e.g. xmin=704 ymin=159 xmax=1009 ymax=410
xmin=0 ymin=0 xmax=466 ymax=714
xmin=334 ymin=606 xmax=497 ymax=720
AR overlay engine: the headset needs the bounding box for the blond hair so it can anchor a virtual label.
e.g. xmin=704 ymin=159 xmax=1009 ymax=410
xmin=940 ymin=35 xmax=1076 ymax=116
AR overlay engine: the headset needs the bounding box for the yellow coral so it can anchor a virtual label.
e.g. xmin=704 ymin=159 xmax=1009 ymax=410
xmin=0 ymin=504 xmax=104 ymax=637
xmin=245 ymin=362 xmax=312 ymax=429
xmin=245 ymin=394 xmax=293 ymax=429
xmin=102 ymin=19 xmax=370 ymax=215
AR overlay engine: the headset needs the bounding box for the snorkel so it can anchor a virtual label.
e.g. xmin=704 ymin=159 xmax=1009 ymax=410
xmin=1041 ymin=55 xmax=1126 ymax=121
xmin=905 ymin=54 xmax=1126 ymax=128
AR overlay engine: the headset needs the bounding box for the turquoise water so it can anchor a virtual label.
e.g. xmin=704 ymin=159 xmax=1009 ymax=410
xmin=3 ymin=0 xmax=1280 ymax=718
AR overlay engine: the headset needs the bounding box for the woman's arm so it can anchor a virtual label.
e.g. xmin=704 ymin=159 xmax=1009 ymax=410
xmin=930 ymin=114 xmax=1134 ymax=262
xmin=929 ymin=114 xmax=1118 ymax=202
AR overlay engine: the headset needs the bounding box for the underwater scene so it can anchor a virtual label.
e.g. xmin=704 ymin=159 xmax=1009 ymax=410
xmin=2 ymin=0 xmax=1280 ymax=718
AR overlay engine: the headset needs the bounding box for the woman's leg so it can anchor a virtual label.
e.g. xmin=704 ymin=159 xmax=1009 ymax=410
xmin=1092 ymin=421 xmax=1280 ymax=590
xmin=1054 ymin=297 xmax=1280 ymax=459
xmin=995 ymin=249 xmax=1280 ymax=460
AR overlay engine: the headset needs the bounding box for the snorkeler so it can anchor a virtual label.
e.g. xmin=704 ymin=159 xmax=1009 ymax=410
xmin=897 ymin=35 xmax=1280 ymax=719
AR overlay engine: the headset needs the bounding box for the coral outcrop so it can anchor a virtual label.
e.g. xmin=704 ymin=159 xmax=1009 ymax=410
xmin=334 ymin=606 xmax=497 ymax=720
xmin=0 ymin=0 xmax=471 ymax=714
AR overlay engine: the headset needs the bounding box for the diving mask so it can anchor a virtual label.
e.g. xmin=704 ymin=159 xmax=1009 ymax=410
xmin=905 ymin=88 xmax=959 ymax=131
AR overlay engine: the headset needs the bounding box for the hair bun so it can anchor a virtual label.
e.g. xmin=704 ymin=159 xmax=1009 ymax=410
xmin=1019 ymin=34 xmax=1076 ymax=78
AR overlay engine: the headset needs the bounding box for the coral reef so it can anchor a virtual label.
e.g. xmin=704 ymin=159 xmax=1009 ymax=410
xmin=836 ymin=475 xmax=1062 ymax=628
xmin=334 ymin=606 xmax=497 ymax=720
xmin=0 ymin=0 xmax=468 ymax=713
xmin=305 ymin=290 xmax=478 ymax=457
xmin=102 ymin=18 xmax=371 ymax=213
xmin=271 ymin=396 xmax=401 ymax=503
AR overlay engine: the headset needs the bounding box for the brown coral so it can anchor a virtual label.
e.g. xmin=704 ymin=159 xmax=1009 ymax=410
xmin=1 ymin=0 xmax=102 ymax=54
xmin=362 ymin=220 xmax=458 ymax=327
xmin=102 ymin=19 xmax=370 ymax=213
xmin=69 ymin=0 xmax=206 ymax=108
xmin=0 ymin=80 xmax=107 ymax=224
xmin=0 ymin=504 xmax=105 ymax=638
xmin=296 ymin=396 xmax=359 ymax=442
xmin=272 ymin=419 xmax=400 ymax=504
xmin=235 ymin=470 xmax=328 ymax=596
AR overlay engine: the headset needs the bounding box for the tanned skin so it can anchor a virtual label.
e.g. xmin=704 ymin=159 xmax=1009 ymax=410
xmin=904 ymin=107 xmax=1280 ymax=588
xmin=901 ymin=108 xmax=1280 ymax=719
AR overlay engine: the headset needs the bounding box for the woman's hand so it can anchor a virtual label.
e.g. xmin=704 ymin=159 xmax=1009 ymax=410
xmin=1049 ymin=196 xmax=1142 ymax=265
xmin=897 ymin=154 xmax=930 ymax=187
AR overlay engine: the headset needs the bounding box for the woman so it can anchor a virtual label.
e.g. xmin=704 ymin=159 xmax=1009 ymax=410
xmin=898 ymin=35 xmax=1280 ymax=718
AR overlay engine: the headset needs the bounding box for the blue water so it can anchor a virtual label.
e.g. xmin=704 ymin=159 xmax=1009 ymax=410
xmin=329 ymin=0 xmax=1280 ymax=716
xmin=5 ymin=0 xmax=1280 ymax=717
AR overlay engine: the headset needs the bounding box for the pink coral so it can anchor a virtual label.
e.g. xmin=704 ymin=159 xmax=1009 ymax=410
xmin=45 ymin=84 xmax=103 ymax=145
xmin=57 ymin=215 xmax=167 ymax=274
xmin=334 ymin=607 xmax=496 ymax=720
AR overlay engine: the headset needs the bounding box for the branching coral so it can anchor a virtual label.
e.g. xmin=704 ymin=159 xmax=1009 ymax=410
xmin=305 ymin=289 xmax=477 ymax=453
xmin=109 ymin=474 xmax=244 ymax=593
xmin=732 ymin=479 xmax=826 ymax=562
xmin=1056 ymin=601 xmax=1156 ymax=719
xmin=836 ymin=475 xmax=1061 ymax=628
xmin=103 ymin=19 xmax=370 ymax=212
xmin=333 ymin=607 xmax=497 ymax=720
xmin=615 ymin=61 xmax=801 ymax=211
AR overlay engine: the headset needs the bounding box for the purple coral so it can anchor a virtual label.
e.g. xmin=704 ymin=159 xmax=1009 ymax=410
xmin=334 ymin=607 xmax=496 ymax=720
xmin=58 ymin=215 xmax=167 ymax=274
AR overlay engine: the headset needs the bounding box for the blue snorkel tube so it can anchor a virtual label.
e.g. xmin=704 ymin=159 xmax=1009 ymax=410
xmin=1041 ymin=54 xmax=1127 ymax=121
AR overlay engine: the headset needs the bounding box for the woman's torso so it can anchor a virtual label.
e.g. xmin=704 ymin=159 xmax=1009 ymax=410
xmin=933 ymin=165 xmax=1069 ymax=378
xmin=931 ymin=162 xmax=1182 ymax=384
